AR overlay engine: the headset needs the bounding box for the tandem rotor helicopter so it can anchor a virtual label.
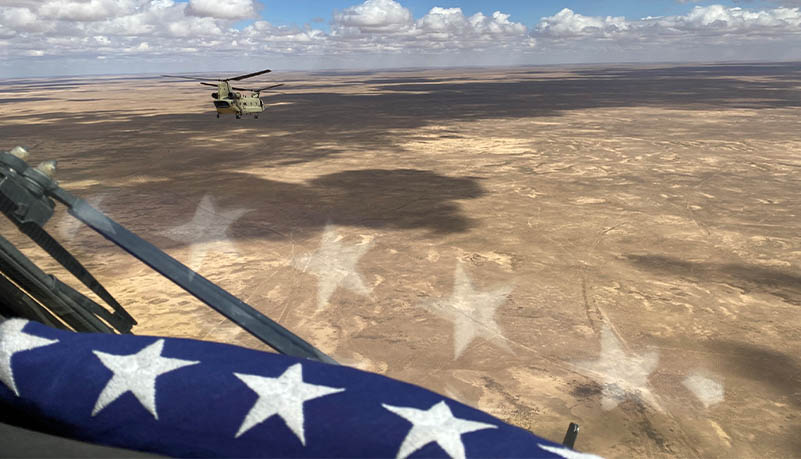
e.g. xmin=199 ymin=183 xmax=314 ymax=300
xmin=162 ymin=69 xmax=284 ymax=119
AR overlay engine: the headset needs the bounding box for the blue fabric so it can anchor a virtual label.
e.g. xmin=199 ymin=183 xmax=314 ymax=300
xmin=0 ymin=319 xmax=583 ymax=458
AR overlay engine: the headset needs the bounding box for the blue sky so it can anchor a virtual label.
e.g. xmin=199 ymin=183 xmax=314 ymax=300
xmin=179 ymin=0 xmax=746 ymax=30
xmin=1 ymin=0 xmax=800 ymax=77
xmin=253 ymin=1 xmax=736 ymax=28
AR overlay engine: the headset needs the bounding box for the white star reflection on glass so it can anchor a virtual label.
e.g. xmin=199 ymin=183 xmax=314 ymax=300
xmin=683 ymin=371 xmax=724 ymax=408
xmin=573 ymin=325 xmax=661 ymax=411
xmin=421 ymin=263 xmax=514 ymax=360
xmin=159 ymin=194 xmax=251 ymax=273
xmin=291 ymin=224 xmax=373 ymax=311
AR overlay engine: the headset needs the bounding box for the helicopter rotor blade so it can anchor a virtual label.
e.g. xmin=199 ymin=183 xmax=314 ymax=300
xmin=162 ymin=74 xmax=221 ymax=82
xmin=228 ymin=69 xmax=271 ymax=81
xmin=230 ymin=83 xmax=285 ymax=92
xmin=200 ymin=82 xmax=218 ymax=87
xmin=164 ymin=70 xmax=272 ymax=83
xmin=257 ymin=83 xmax=285 ymax=91
xmin=162 ymin=74 xmax=198 ymax=80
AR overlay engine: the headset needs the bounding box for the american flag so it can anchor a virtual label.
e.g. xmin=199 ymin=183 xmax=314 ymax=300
xmin=0 ymin=318 xmax=600 ymax=458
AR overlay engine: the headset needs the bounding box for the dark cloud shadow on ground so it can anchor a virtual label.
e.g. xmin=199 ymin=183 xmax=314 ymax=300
xmin=0 ymin=98 xmax=53 ymax=104
xmin=567 ymin=62 xmax=801 ymax=79
xmin=702 ymin=339 xmax=801 ymax=452
xmin=350 ymin=65 xmax=801 ymax=115
xmin=705 ymin=339 xmax=801 ymax=405
xmin=304 ymin=168 xmax=485 ymax=233
xmin=69 ymin=168 xmax=486 ymax=245
xmin=624 ymin=254 xmax=801 ymax=306
xmin=1 ymin=84 xmax=82 ymax=91
xmin=0 ymin=75 xmax=163 ymax=86
xmin=222 ymin=62 xmax=801 ymax=148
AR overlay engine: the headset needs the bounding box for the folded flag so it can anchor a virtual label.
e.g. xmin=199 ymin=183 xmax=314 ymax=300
xmin=0 ymin=318 xmax=600 ymax=458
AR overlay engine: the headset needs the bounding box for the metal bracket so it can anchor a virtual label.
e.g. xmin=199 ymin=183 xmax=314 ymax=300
xmin=562 ymin=422 xmax=580 ymax=449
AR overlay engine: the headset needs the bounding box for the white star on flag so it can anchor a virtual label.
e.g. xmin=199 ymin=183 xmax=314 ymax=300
xmin=159 ymin=194 xmax=251 ymax=272
xmin=573 ymin=325 xmax=661 ymax=411
xmin=233 ymin=363 xmax=345 ymax=444
xmin=1 ymin=318 xmax=598 ymax=457
xmin=382 ymin=400 xmax=497 ymax=459
xmin=422 ymin=263 xmax=514 ymax=359
xmin=0 ymin=319 xmax=58 ymax=396
xmin=92 ymin=339 xmax=199 ymax=419
xmin=291 ymin=224 xmax=373 ymax=310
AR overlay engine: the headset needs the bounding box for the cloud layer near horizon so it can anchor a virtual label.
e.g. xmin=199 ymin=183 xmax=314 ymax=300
xmin=0 ymin=0 xmax=800 ymax=75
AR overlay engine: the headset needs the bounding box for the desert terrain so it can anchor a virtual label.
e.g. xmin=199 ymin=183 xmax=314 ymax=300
xmin=1 ymin=62 xmax=800 ymax=457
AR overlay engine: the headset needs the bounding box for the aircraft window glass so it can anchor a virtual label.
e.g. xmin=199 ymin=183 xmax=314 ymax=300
xmin=3 ymin=63 xmax=798 ymax=458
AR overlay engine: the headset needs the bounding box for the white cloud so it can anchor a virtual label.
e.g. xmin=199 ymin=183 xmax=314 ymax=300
xmin=470 ymin=11 xmax=527 ymax=36
xmin=536 ymin=8 xmax=629 ymax=38
xmin=527 ymin=4 xmax=801 ymax=64
xmin=186 ymin=0 xmax=257 ymax=20
xmin=1 ymin=2 xmax=800 ymax=76
xmin=241 ymin=20 xmax=326 ymax=54
xmin=85 ymin=1 xmax=226 ymax=38
xmin=536 ymin=5 xmax=801 ymax=40
xmin=333 ymin=0 xmax=413 ymax=34
xmin=165 ymin=16 xmax=223 ymax=37
xmin=417 ymin=8 xmax=526 ymax=38
xmin=417 ymin=7 xmax=466 ymax=34
xmin=38 ymin=0 xmax=142 ymax=22
xmin=1 ymin=1 xmax=46 ymax=7
xmin=649 ymin=5 xmax=801 ymax=34
xmin=0 ymin=6 xmax=47 ymax=34
xmin=327 ymin=1 xmax=530 ymax=54
xmin=91 ymin=13 xmax=155 ymax=36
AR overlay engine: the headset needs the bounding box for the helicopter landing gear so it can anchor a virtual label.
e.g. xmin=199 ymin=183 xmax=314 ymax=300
xmin=235 ymin=114 xmax=241 ymax=119
xmin=216 ymin=113 xmax=220 ymax=119
xmin=254 ymin=114 xmax=259 ymax=119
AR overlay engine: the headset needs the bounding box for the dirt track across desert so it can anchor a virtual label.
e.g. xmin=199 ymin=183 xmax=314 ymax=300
xmin=2 ymin=62 xmax=800 ymax=457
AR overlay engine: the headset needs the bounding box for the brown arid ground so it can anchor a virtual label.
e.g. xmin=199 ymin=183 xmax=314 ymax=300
xmin=2 ymin=62 xmax=801 ymax=458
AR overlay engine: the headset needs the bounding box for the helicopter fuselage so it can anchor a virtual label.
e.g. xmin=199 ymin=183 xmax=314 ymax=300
xmin=162 ymin=70 xmax=279 ymax=119
xmin=212 ymin=81 xmax=264 ymax=118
